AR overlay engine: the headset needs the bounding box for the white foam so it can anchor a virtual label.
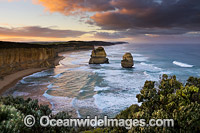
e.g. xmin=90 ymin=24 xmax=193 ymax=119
xmin=134 ymin=57 xmax=149 ymax=61
xmin=143 ymin=71 xmax=149 ymax=76
xmin=136 ymin=62 xmax=162 ymax=72
xmin=13 ymin=91 xmax=30 ymax=97
xmin=27 ymin=70 xmax=52 ymax=78
xmin=43 ymin=91 xmax=76 ymax=115
xmin=159 ymin=71 xmax=172 ymax=75
xmin=52 ymin=73 xmax=63 ymax=78
xmin=47 ymin=84 xmax=60 ymax=90
xmin=94 ymin=86 xmax=110 ymax=91
xmin=20 ymin=78 xmax=29 ymax=84
xmin=132 ymin=53 xmax=143 ymax=57
xmin=79 ymin=90 xmax=86 ymax=93
xmin=71 ymin=97 xmax=101 ymax=117
xmin=72 ymin=98 xmax=97 ymax=108
xmin=173 ymin=61 xmax=194 ymax=68
xmin=94 ymin=67 xmax=160 ymax=90
xmin=76 ymin=110 xmax=81 ymax=118
xmin=19 ymin=77 xmax=49 ymax=85
xmin=27 ymin=82 xmax=49 ymax=86
xmin=93 ymin=91 xmax=139 ymax=114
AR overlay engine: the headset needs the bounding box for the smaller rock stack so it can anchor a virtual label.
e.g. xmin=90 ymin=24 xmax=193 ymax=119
xmin=89 ymin=47 xmax=109 ymax=64
xmin=121 ymin=53 xmax=134 ymax=68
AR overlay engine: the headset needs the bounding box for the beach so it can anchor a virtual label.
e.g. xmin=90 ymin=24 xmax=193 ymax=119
xmin=0 ymin=55 xmax=64 ymax=111
xmin=0 ymin=55 xmax=64 ymax=94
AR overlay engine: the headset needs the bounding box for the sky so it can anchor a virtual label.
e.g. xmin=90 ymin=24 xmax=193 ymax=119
xmin=0 ymin=0 xmax=200 ymax=43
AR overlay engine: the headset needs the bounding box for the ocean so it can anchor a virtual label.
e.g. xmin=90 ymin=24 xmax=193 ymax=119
xmin=4 ymin=43 xmax=200 ymax=118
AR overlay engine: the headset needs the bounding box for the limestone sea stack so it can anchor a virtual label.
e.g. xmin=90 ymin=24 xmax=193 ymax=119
xmin=89 ymin=47 xmax=109 ymax=64
xmin=121 ymin=53 xmax=134 ymax=68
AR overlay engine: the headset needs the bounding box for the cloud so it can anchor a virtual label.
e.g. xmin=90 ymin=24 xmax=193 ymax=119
xmin=91 ymin=0 xmax=200 ymax=32
xmin=34 ymin=0 xmax=200 ymax=38
xmin=94 ymin=32 xmax=125 ymax=39
xmin=0 ymin=26 xmax=86 ymax=38
xmin=34 ymin=0 xmax=114 ymax=15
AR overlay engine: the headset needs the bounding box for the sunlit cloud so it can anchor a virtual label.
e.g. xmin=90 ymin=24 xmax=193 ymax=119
xmin=33 ymin=0 xmax=200 ymax=39
xmin=145 ymin=34 xmax=160 ymax=37
xmin=33 ymin=0 xmax=114 ymax=15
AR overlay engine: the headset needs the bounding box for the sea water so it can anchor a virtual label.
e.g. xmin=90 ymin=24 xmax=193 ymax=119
xmin=4 ymin=43 xmax=200 ymax=117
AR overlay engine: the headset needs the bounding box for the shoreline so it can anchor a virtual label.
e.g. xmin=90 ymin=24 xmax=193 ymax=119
xmin=0 ymin=56 xmax=64 ymax=95
xmin=0 ymin=51 xmax=78 ymax=117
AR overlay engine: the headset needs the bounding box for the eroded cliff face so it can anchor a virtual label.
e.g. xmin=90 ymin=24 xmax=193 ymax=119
xmin=0 ymin=48 xmax=57 ymax=77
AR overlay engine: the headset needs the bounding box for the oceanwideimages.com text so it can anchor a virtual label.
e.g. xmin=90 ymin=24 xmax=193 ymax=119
xmin=24 ymin=115 xmax=174 ymax=129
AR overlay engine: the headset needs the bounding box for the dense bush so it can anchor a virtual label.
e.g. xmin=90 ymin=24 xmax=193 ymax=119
xmin=86 ymin=75 xmax=200 ymax=132
xmin=0 ymin=96 xmax=75 ymax=133
xmin=0 ymin=104 xmax=24 ymax=132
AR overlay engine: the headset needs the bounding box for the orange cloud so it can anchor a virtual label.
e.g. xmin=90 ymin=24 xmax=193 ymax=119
xmin=34 ymin=0 xmax=114 ymax=15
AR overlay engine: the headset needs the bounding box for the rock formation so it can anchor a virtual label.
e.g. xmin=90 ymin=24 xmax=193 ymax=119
xmin=121 ymin=53 xmax=134 ymax=68
xmin=89 ymin=47 xmax=109 ymax=64
xmin=0 ymin=48 xmax=57 ymax=77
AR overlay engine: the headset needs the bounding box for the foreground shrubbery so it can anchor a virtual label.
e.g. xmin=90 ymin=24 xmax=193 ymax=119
xmin=0 ymin=96 xmax=75 ymax=133
xmin=86 ymin=75 xmax=200 ymax=132
xmin=1 ymin=75 xmax=200 ymax=132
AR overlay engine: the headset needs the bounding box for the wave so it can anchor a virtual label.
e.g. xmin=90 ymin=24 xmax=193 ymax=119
xmin=94 ymin=86 xmax=110 ymax=91
xmin=93 ymin=91 xmax=139 ymax=116
xmin=134 ymin=57 xmax=149 ymax=62
xmin=52 ymin=73 xmax=63 ymax=78
xmin=27 ymin=70 xmax=53 ymax=78
xmin=143 ymin=71 xmax=149 ymax=76
xmin=173 ymin=61 xmax=193 ymax=68
xmin=139 ymin=62 xmax=162 ymax=71
xmin=13 ymin=91 xmax=30 ymax=97
xmin=20 ymin=78 xmax=29 ymax=84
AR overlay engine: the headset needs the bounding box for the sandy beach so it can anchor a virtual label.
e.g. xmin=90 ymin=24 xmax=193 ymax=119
xmin=0 ymin=68 xmax=46 ymax=95
xmin=0 ymin=55 xmax=64 ymax=100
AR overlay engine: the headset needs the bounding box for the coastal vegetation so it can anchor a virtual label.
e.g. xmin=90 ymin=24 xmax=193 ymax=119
xmin=0 ymin=96 xmax=73 ymax=132
xmin=0 ymin=75 xmax=200 ymax=132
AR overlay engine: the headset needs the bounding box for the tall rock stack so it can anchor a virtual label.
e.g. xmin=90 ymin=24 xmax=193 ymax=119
xmin=89 ymin=47 xmax=109 ymax=64
xmin=121 ymin=53 xmax=134 ymax=68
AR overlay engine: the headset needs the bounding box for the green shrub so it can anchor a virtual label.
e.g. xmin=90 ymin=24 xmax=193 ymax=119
xmin=0 ymin=104 xmax=25 ymax=133
xmin=0 ymin=96 xmax=74 ymax=133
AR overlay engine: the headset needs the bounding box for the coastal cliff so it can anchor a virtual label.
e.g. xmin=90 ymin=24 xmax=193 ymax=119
xmin=0 ymin=47 xmax=57 ymax=77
